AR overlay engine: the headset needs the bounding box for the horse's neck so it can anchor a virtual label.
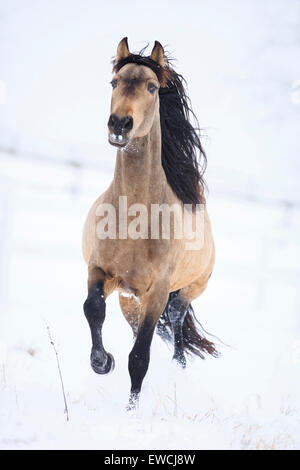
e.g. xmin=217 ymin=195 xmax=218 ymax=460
xmin=112 ymin=118 xmax=167 ymax=205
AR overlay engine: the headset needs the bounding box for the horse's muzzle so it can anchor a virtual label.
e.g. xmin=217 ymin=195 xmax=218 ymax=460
xmin=108 ymin=114 xmax=133 ymax=147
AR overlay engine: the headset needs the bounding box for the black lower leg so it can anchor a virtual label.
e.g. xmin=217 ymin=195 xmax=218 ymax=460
xmin=168 ymin=293 xmax=188 ymax=368
xmin=128 ymin=317 xmax=155 ymax=409
xmin=83 ymin=281 xmax=114 ymax=374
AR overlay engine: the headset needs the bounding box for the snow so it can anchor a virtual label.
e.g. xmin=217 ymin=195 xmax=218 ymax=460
xmin=0 ymin=0 xmax=300 ymax=451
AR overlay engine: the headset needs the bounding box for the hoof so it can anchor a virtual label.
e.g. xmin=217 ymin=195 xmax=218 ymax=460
xmin=91 ymin=351 xmax=115 ymax=375
xmin=172 ymin=353 xmax=186 ymax=369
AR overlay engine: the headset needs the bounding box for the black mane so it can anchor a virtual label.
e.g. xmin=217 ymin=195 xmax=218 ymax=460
xmin=113 ymin=48 xmax=207 ymax=206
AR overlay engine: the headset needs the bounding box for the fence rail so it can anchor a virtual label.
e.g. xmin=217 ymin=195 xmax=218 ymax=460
xmin=1 ymin=143 xmax=300 ymax=211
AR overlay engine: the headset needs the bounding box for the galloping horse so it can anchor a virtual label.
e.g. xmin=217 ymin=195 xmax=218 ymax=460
xmin=82 ymin=38 xmax=218 ymax=409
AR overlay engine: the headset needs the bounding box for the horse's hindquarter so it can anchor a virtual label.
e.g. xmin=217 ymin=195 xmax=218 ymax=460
xmin=170 ymin=207 xmax=215 ymax=297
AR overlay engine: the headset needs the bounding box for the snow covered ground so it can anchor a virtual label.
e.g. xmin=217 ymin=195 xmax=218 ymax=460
xmin=0 ymin=0 xmax=300 ymax=450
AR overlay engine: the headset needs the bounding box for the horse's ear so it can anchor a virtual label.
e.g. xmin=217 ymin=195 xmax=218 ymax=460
xmin=150 ymin=40 xmax=165 ymax=67
xmin=115 ymin=37 xmax=130 ymax=62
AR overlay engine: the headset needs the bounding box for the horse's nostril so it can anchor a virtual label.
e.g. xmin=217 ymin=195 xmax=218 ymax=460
xmin=122 ymin=115 xmax=133 ymax=132
xmin=108 ymin=114 xmax=133 ymax=134
xmin=108 ymin=114 xmax=119 ymax=130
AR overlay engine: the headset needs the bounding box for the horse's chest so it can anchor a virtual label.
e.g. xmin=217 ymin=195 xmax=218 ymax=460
xmin=97 ymin=237 xmax=171 ymax=287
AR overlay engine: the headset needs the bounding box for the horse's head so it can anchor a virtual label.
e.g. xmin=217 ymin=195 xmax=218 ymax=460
xmin=108 ymin=38 xmax=165 ymax=148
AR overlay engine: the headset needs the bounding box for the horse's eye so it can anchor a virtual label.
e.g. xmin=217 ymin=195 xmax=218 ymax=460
xmin=148 ymin=83 xmax=158 ymax=94
xmin=111 ymin=79 xmax=118 ymax=89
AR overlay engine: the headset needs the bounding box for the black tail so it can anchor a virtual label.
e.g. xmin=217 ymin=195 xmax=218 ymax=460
xmin=157 ymin=292 xmax=219 ymax=359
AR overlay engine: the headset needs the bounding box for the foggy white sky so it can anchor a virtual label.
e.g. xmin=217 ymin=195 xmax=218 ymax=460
xmin=0 ymin=0 xmax=300 ymax=200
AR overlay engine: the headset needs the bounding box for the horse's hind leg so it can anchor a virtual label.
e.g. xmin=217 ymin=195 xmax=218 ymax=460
xmin=167 ymin=291 xmax=189 ymax=368
xmin=83 ymin=266 xmax=114 ymax=374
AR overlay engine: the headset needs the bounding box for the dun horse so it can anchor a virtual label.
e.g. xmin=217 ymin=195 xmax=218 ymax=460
xmin=82 ymin=38 xmax=218 ymax=409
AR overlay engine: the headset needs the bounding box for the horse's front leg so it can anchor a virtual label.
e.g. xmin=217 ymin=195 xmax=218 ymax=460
xmin=127 ymin=283 xmax=169 ymax=410
xmin=83 ymin=267 xmax=114 ymax=374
